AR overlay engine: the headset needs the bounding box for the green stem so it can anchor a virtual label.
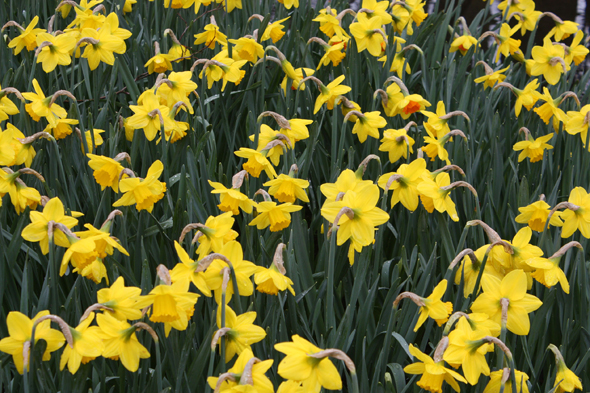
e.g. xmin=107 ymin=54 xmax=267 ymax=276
xmin=326 ymin=233 xmax=336 ymax=331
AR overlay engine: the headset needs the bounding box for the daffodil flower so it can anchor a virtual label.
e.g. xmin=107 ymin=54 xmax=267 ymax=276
xmin=215 ymin=306 xmax=266 ymax=362
xmin=404 ymin=343 xmax=467 ymax=393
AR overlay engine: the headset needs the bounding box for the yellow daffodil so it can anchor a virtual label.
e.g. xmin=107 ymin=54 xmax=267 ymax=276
xmin=235 ymin=148 xmax=277 ymax=179
xmin=156 ymin=71 xmax=198 ymax=114
xmin=135 ymin=279 xmax=199 ymax=337
xmin=280 ymin=67 xmax=315 ymax=94
xmin=170 ymin=241 xmax=212 ymax=296
xmin=311 ymin=75 xmax=351 ymax=114
xmin=417 ymin=172 xmax=462 ymax=221
xmin=35 ymin=32 xmax=77 ymax=73
xmin=260 ymin=17 xmax=290 ymax=43
xmin=313 ymin=9 xmax=348 ymax=39
xmin=455 ymin=245 xmax=504 ymax=297
xmin=484 ymin=369 xmax=529 ymax=393
xmin=471 ymin=269 xmax=543 ymax=335
xmin=208 ymin=180 xmax=256 ymax=215
xmin=202 ymin=241 xmax=258 ymax=303
xmin=548 ymin=20 xmax=579 ymax=41
xmin=379 ymin=128 xmax=415 ymax=163
xmin=534 ymin=88 xmax=569 ymax=131
xmin=527 ymin=255 xmax=570 ymax=293
xmin=349 ymin=13 xmax=386 ymax=57
xmin=414 ymin=279 xmax=453 ymax=331
xmin=531 ymin=37 xmax=570 ymax=85
xmin=0 ymin=311 xmax=65 ymax=374
xmin=321 ymin=184 xmax=389 ymax=248
xmin=396 ymin=94 xmax=431 ymax=119
xmin=254 ymin=261 xmax=296 ymax=296
xmin=194 ymin=23 xmax=227 ymax=49
xmin=264 ymin=174 xmax=309 ymax=203
xmin=475 ymin=65 xmax=509 ymax=89
xmin=44 ymin=118 xmax=79 ymax=140
xmin=549 ymin=344 xmax=583 ymax=393
xmin=275 ymin=335 xmax=342 ymax=393
xmin=450 ymin=35 xmax=478 ymax=55
xmin=564 ymin=31 xmax=589 ymax=66
xmin=404 ymin=344 xmax=467 ymax=393
xmin=86 ymin=154 xmax=125 ymax=192
xmin=97 ymin=276 xmax=143 ymax=321
xmin=350 ymin=111 xmax=387 ymax=143
xmin=249 ymin=201 xmax=302 ymax=232
xmin=443 ymin=317 xmax=491 ymax=385
xmin=6 ymin=16 xmax=45 ymax=54
xmin=126 ymin=90 xmax=173 ymax=141
xmin=560 ymin=187 xmax=590 ymax=238
xmin=215 ymin=305 xmax=266 ymax=362
xmin=21 ymin=197 xmax=80 ymax=254
xmin=229 ymin=37 xmax=264 ymax=63
xmin=199 ymin=51 xmax=247 ymax=91
xmin=145 ymin=52 xmax=174 ymax=74
xmin=60 ymin=313 xmax=104 ymax=374
xmin=80 ymin=23 xmax=126 ymax=70
xmin=96 ymin=313 xmax=150 ymax=372
xmin=22 ymin=79 xmax=68 ymax=127
xmin=208 ymin=348 xmax=274 ymax=393
xmin=112 ymin=160 xmax=167 ymax=212
xmin=378 ymin=158 xmax=426 ymax=211
xmin=565 ymin=104 xmax=590 ymax=146
xmin=513 ymin=133 xmax=554 ymax=163
xmin=320 ymin=168 xmax=372 ymax=202
xmin=515 ymin=200 xmax=563 ymax=231
xmin=421 ymin=101 xmax=450 ymax=138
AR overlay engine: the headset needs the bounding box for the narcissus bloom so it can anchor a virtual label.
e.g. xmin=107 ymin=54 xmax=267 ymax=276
xmin=97 ymin=276 xmax=143 ymax=321
xmin=97 ymin=313 xmax=150 ymax=372
xmin=135 ymin=279 xmax=199 ymax=337
xmin=127 ymin=90 xmax=173 ymax=141
xmin=194 ymin=23 xmax=227 ymax=49
xmin=443 ymin=318 xmax=491 ymax=385
xmin=86 ymin=154 xmax=125 ymax=192
xmin=484 ymin=369 xmax=529 ymax=393
xmin=80 ymin=23 xmax=126 ymax=70
xmin=454 ymin=245 xmax=503 ymax=297
xmin=534 ymin=88 xmax=567 ymax=131
xmin=404 ymin=344 xmax=467 ymax=393
xmin=277 ymin=0 xmax=299 ymax=9
xmin=471 ymin=269 xmax=543 ymax=335
xmin=531 ymin=38 xmax=570 ymax=85
xmin=396 ymin=94 xmax=431 ymax=119
xmin=235 ymin=148 xmax=277 ymax=179
xmin=275 ymin=335 xmax=342 ymax=393
xmin=35 ymin=32 xmax=77 ymax=73
xmin=513 ymin=133 xmax=554 ymax=163
xmin=350 ymin=111 xmax=387 ymax=143
xmin=378 ymin=158 xmax=426 ymax=211
xmin=565 ymin=104 xmax=590 ymax=146
xmin=264 ymin=174 xmax=310 ymax=203
xmin=145 ymin=52 xmax=174 ymax=74
xmin=515 ymin=200 xmax=563 ymax=231
xmin=22 ymin=79 xmax=67 ymax=127
xmin=313 ymin=9 xmax=348 ymax=39
xmin=0 ymin=311 xmax=65 ymax=374
xmin=208 ymin=180 xmax=256 ymax=215
xmin=559 ymin=187 xmax=590 ymax=238
xmin=229 ymin=37 xmax=263 ymax=63
xmin=208 ymin=348 xmax=274 ymax=393
xmin=216 ymin=306 xmax=266 ymax=362
xmin=312 ymin=75 xmax=352 ymax=114
xmin=260 ymin=17 xmax=290 ymax=43
xmin=421 ymin=101 xmax=451 ymax=138
xmin=0 ymin=86 xmax=20 ymax=122
xmin=21 ymin=197 xmax=80 ymax=254
xmin=474 ymin=66 xmax=509 ymax=89
xmin=548 ymin=19 xmax=579 ymax=41
xmin=379 ymin=128 xmax=415 ymax=163
xmin=6 ymin=16 xmax=45 ymax=55
xmin=193 ymin=212 xmax=238 ymax=257
xmin=527 ymin=256 xmax=570 ymax=293
xmin=60 ymin=313 xmax=105 ymax=374
xmin=349 ymin=13 xmax=387 ymax=57
xmin=202 ymin=241 xmax=258 ymax=303
xmin=494 ymin=24 xmax=521 ymax=61
xmin=254 ymin=264 xmax=296 ymax=296
xmin=249 ymin=201 xmax=302 ymax=232
xmin=564 ymin=31 xmax=589 ymax=66
xmin=414 ymin=279 xmax=453 ymax=331
xmin=321 ymin=184 xmax=390 ymax=247
xmin=417 ymin=172 xmax=460 ymax=221
xmin=549 ymin=344 xmax=583 ymax=393
xmin=170 ymin=241 xmax=212 ymax=296
xmin=513 ymin=79 xmax=542 ymax=116
xmin=280 ymin=66 xmax=315 ymax=94
xmin=112 ymin=160 xmax=167 ymax=212
xmin=450 ymin=35 xmax=478 ymax=55
xmin=320 ymin=168 xmax=373 ymax=202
